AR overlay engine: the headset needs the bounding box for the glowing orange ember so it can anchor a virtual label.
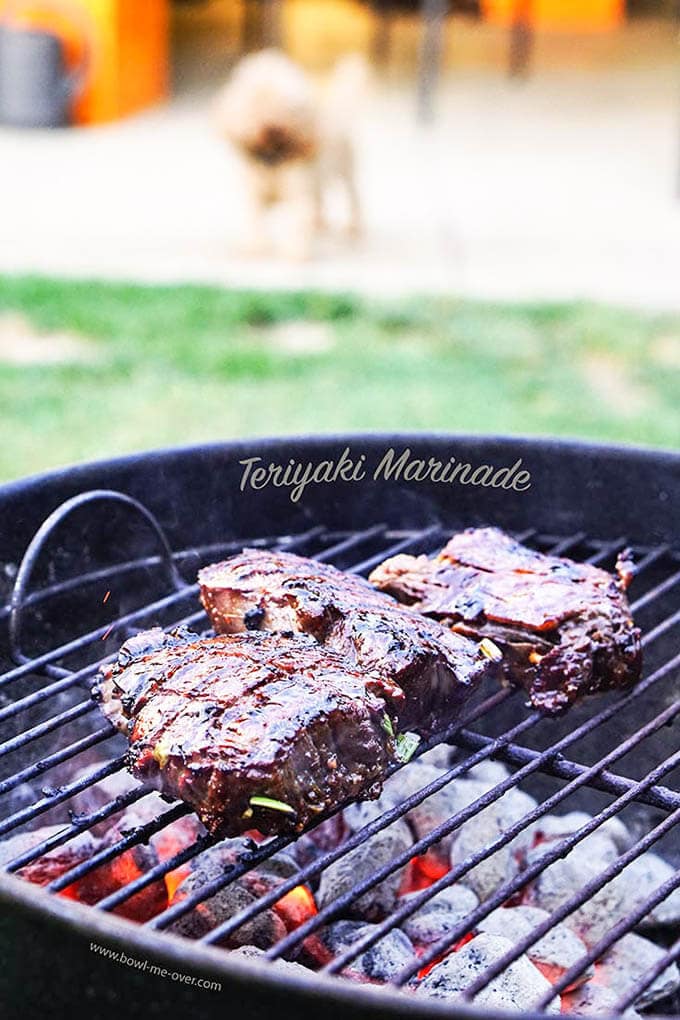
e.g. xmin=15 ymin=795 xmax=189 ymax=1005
xmin=165 ymin=862 xmax=192 ymax=902
xmin=58 ymin=884 xmax=81 ymax=901
xmin=85 ymin=851 xmax=167 ymax=921
xmin=274 ymin=885 xmax=317 ymax=932
xmin=243 ymin=829 xmax=266 ymax=843
xmin=400 ymin=853 xmax=450 ymax=894
xmin=417 ymin=949 xmax=450 ymax=980
xmin=416 ymin=932 xmax=475 ymax=979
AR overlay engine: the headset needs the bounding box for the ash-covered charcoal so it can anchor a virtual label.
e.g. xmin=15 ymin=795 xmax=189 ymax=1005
xmin=290 ymin=815 xmax=347 ymax=870
xmin=465 ymin=760 xmax=511 ymax=787
xmin=418 ymin=745 xmax=454 ymax=770
xmin=171 ymin=879 xmax=286 ymax=950
xmin=317 ymin=818 xmax=413 ymax=921
xmin=522 ymin=831 xmax=625 ymax=947
xmin=229 ymin=945 xmax=316 ymax=980
xmin=450 ymin=787 xmax=538 ymax=901
xmin=533 ymin=812 xmax=631 ymax=853
xmin=400 ymin=884 xmax=479 ymax=946
xmin=415 ymin=932 xmax=561 ymax=1012
xmin=596 ymin=933 xmax=680 ymax=1009
xmin=476 ymin=905 xmax=593 ymax=988
xmin=199 ymin=548 xmax=495 ymax=737
xmin=370 ymin=527 xmax=642 ymax=714
xmin=528 ymin=819 xmax=680 ymax=936
xmin=314 ymin=920 xmax=415 ymax=980
xmin=168 ymin=839 xmax=306 ymax=951
xmin=0 ymin=826 xmax=97 ymax=890
xmin=344 ymin=763 xmax=490 ymax=868
xmin=0 ymin=825 xmax=166 ymax=921
xmin=615 ymin=851 xmax=680 ymax=929
xmin=91 ymin=805 xmax=204 ymax=921
xmin=68 ymin=768 xmax=150 ymax=837
xmin=563 ymin=981 xmax=641 ymax=1019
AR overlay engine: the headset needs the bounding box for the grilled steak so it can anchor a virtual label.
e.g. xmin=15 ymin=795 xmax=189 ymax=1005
xmin=199 ymin=549 xmax=494 ymax=736
xmin=94 ymin=627 xmax=394 ymax=837
xmin=369 ymin=527 xmax=642 ymax=714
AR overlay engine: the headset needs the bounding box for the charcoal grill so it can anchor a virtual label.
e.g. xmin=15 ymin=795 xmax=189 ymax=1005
xmin=0 ymin=434 xmax=677 ymax=1020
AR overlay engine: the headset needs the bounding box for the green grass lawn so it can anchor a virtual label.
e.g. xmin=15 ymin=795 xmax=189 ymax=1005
xmin=0 ymin=276 xmax=678 ymax=483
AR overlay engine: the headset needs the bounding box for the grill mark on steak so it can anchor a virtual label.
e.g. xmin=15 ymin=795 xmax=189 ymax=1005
xmin=198 ymin=549 xmax=494 ymax=737
xmin=368 ymin=527 xmax=642 ymax=714
xmin=95 ymin=628 xmax=394 ymax=837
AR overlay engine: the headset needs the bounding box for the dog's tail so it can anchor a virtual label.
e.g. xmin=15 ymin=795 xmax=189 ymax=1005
xmin=322 ymin=53 xmax=371 ymax=127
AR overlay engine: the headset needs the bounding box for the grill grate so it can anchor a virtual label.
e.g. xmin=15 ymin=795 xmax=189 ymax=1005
xmin=0 ymin=490 xmax=678 ymax=1016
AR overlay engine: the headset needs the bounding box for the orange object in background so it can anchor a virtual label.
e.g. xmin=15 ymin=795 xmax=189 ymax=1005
xmin=0 ymin=0 xmax=169 ymax=124
xmin=482 ymin=0 xmax=624 ymax=31
xmin=74 ymin=0 xmax=169 ymax=123
xmin=0 ymin=1 xmax=86 ymax=64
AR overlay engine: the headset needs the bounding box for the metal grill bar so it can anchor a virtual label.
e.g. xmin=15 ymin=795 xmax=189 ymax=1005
xmin=0 ymin=490 xmax=677 ymax=1018
xmin=454 ymin=728 xmax=680 ymax=812
xmin=537 ymin=531 xmax=586 ymax=555
xmin=344 ymin=524 xmax=443 ymax=575
xmin=5 ymin=784 xmax=149 ymax=872
xmin=534 ymin=856 xmax=680 ymax=1011
xmin=47 ymin=803 xmax=191 ymax=894
xmin=287 ymin=676 xmax=680 ymax=974
xmin=640 ymin=605 xmax=680 ymax=645
xmin=0 ymin=756 xmax=127 ymax=839
xmin=391 ymin=749 xmax=680 ymax=988
xmin=626 ymin=542 xmax=671 ymax=575
xmin=147 ymin=690 xmax=530 ymax=933
xmin=0 ymin=724 xmax=114 ymax=796
xmin=630 ymin=566 xmax=680 ymax=613
xmin=583 ymin=537 xmax=627 ymax=565
xmin=613 ymin=936 xmax=680 ymax=1014
xmin=0 ymin=700 xmax=98 ymax=759
xmin=461 ymin=803 xmax=680 ymax=1004
xmin=313 ymin=525 xmax=387 ymax=561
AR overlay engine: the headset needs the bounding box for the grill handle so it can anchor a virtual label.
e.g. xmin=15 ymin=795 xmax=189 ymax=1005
xmin=8 ymin=489 xmax=185 ymax=665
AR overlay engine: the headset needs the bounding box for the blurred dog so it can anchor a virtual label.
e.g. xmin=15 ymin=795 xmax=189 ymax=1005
xmin=214 ymin=50 xmax=367 ymax=260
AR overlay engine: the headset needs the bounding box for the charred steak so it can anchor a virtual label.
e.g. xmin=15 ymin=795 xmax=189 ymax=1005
xmin=198 ymin=549 xmax=495 ymax=736
xmin=95 ymin=627 xmax=394 ymax=837
xmin=369 ymin=527 xmax=641 ymax=714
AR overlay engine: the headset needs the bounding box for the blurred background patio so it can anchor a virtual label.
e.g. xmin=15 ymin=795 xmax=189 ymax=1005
xmin=1 ymin=1 xmax=680 ymax=303
xmin=0 ymin=0 xmax=678 ymax=481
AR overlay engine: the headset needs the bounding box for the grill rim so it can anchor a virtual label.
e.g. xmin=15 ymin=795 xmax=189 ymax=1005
xmin=0 ymin=871 xmax=598 ymax=1020
xmin=1 ymin=430 xmax=679 ymax=494
xmin=0 ymin=432 xmax=678 ymax=1019
xmin=0 ymin=430 xmax=678 ymax=542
